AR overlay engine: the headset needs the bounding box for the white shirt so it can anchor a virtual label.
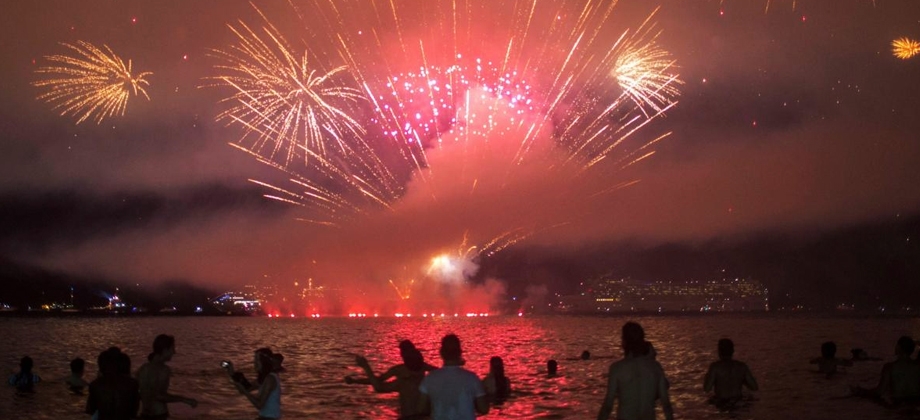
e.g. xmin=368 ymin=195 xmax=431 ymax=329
xmin=419 ymin=365 xmax=485 ymax=420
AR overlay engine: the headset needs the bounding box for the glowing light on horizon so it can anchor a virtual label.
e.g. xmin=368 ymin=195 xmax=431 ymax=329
xmin=33 ymin=41 xmax=152 ymax=124
xmin=893 ymin=37 xmax=920 ymax=60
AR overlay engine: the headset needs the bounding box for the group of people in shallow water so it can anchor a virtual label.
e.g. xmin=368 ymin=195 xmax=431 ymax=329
xmin=344 ymin=335 xmax=512 ymax=419
xmin=8 ymin=334 xmax=280 ymax=420
xmin=8 ymin=324 xmax=920 ymax=419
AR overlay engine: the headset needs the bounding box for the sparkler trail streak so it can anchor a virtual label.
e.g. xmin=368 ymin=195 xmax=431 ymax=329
xmin=892 ymin=37 xmax=920 ymax=60
xmin=33 ymin=41 xmax=151 ymax=125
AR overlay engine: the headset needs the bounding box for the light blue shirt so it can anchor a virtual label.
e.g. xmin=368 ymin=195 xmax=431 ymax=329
xmin=419 ymin=366 xmax=485 ymax=420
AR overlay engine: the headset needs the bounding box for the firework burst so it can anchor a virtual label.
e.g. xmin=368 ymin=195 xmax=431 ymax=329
xmin=892 ymin=37 xmax=920 ymax=60
xmin=612 ymin=12 xmax=682 ymax=118
xmin=213 ymin=0 xmax=681 ymax=226
xmin=33 ymin=41 xmax=151 ymax=124
xmin=207 ymin=8 xmax=368 ymax=168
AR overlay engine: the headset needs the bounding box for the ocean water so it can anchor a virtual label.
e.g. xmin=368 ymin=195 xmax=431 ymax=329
xmin=1 ymin=315 xmax=919 ymax=419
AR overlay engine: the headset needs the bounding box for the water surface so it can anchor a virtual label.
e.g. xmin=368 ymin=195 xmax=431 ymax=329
xmin=2 ymin=315 xmax=919 ymax=419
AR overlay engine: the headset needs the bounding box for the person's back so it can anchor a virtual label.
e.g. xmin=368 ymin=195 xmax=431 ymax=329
xmin=607 ymin=355 xmax=669 ymax=420
xmin=879 ymin=336 xmax=920 ymax=402
xmin=9 ymin=356 xmax=40 ymax=393
xmin=598 ymin=322 xmax=673 ymax=420
xmin=86 ymin=348 xmax=140 ymax=420
xmin=421 ymin=365 xmax=484 ymax=420
xmin=391 ymin=364 xmax=426 ymax=417
xmin=88 ymin=374 xmax=140 ymax=420
xmin=705 ymin=359 xmax=756 ymax=400
xmin=810 ymin=341 xmax=851 ymax=376
xmin=419 ymin=334 xmax=488 ymax=420
xmin=704 ymin=339 xmax=757 ymax=402
xmin=883 ymin=359 xmax=920 ymax=400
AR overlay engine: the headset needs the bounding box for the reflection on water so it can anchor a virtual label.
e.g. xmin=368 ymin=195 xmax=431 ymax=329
xmin=1 ymin=315 xmax=919 ymax=419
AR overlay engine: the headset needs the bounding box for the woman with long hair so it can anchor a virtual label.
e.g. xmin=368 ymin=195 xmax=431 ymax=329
xmin=483 ymin=356 xmax=511 ymax=404
xmin=227 ymin=348 xmax=281 ymax=420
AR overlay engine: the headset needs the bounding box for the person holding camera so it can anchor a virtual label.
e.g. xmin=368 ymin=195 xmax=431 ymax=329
xmin=223 ymin=348 xmax=281 ymax=420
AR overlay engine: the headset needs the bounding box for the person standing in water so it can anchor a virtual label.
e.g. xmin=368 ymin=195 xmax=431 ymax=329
xmin=597 ymin=322 xmax=674 ymax=420
xmin=347 ymin=340 xmax=434 ymax=419
xmin=703 ymin=338 xmax=758 ymax=407
xmin=136 ymin=335 xmax=197 ymax=419
xmin=418 ymin=334 xmax=489 ymax=420
xmin=226 ymin=348 xmax=282 ymax=420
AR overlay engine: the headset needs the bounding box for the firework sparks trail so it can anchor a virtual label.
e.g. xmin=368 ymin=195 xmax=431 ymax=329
xmin=33 ymin=41 xmax=152 ymax=125
xmin=212 ymin=0 xmax=681 ymax=230
xmin=207 ymin=8 xmax=368 ymax=167
xmin=892 ymin=37 xmax=920 ymax=60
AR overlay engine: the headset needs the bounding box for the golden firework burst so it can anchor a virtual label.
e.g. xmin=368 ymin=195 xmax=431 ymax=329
xmin=33 ymin=41 xmax=151 ymax=124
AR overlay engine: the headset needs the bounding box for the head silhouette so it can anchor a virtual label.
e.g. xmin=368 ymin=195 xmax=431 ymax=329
xmin=897 ymin=336 xmax=916 ymax=357
xmin=20 ymin=356 xmax=34 ymax=373
xmin=622 ymin=322 xmax=647 ymax=356
xmin=547 ymin=359 xmax=558 ymax=376
xmin=70 ymin=358 xmax=85 ymax=375
xmin=440 ymin=334 xmax=462 ymax=362
xmin=718 ymin=339 xmax=734 ymax=360
xmin=149 ymin=334 xmax=176 ymax=362
xmin=821 ymin=341 xmax=837 ymax=359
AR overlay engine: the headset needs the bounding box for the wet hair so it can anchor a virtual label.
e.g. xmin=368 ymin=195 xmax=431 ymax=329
xmin=821 ymin=341 xmax=837 ymax=359
xmin=580 ymin=350 xmax=591 ymax=360
xmin=490 ymin=356 xmax=510 ymax=401
xmin=547 ymin=359 xmax=558 ymax=376
xmin=718 ymin=339 xmax=735 ymax=360
xmin=399 ymin=340 xmax=416 ymax=353
xmin=622 ymin=322 xmax=647 ymax=356
xmin=404 ymin=348 xmax=426 ymax=372
xmin=440 ymin=334 xmax=462 ymax=361
xmin=149 ymin=334 xmax=175 ymax=361
xmin=70 ymin=358 xmax=85 ymax=375
xmin=897 ymin=336 xmax=916 ymax=357
xmin=256 ymin=348 xmax=275 ymax=384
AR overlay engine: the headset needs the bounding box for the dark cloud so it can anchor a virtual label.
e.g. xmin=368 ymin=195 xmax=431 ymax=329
xmin=0 ymin=182 xmax=283 ymax=253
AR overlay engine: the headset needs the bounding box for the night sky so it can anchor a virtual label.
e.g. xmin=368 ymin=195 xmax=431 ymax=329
xmin=1 ymin=0 xmax=919 ymax=306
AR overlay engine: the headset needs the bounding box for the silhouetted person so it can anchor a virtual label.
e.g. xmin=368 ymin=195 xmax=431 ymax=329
xmin=581 ymin=350 xmax=592 ymax=360
xmin=597 ymin=322 xmax=673 ymax=420
xmin=8 ymin=356 xmax=41 ymax=393
xmin=137 ymin=334 xmax=197 ymax=419
xmin=547 ymin=360 xmax=559 ymax=377
xmin=225 ymin=348 xmax=282 ymax=420
xmin=810 ymin=341 xmax=852 ymax=377
xmin=65 ymin=358 xmax=89 ymax=394
xmin=704 ymin=338 xmax=758 ymax=408
xmin=418 ymin=334 xmax=488 ymax=420
xmin=482 ymin=356 xmax=511 ymax=404
xmin=86 ymin=347 xmax=140 ymax=420
xmin=854 ymin=336 xmax=920 ymax=405
xmin=347 ymin=340 xmax=434 ymax=419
